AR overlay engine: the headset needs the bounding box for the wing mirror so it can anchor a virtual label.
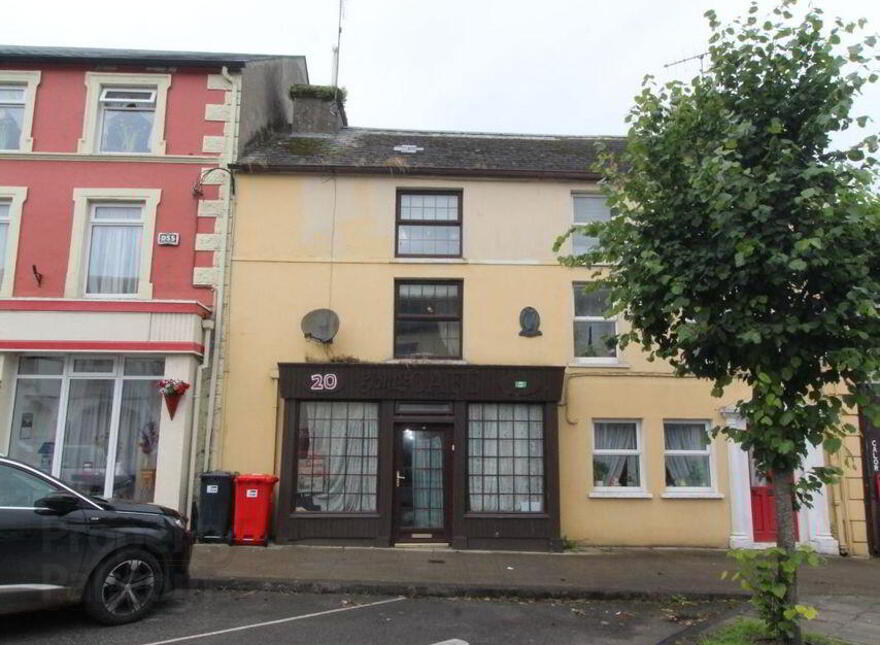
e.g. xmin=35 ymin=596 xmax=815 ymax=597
xmin=35 ymin=492 xmax=82 ymax=515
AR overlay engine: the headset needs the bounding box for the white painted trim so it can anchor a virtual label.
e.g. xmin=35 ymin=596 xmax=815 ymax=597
xmin=0 ymin=186 xmax=27 ymax=297
xmin=591 ymin=418 xmax=648 ymax=494
xmin=0 ymin=70 xmax=41 ymax=152
xmin=0 ymin=152 xmax=216 ymax=164
xmin=589 ymin=490 xmax=653 ymax=499
xmin=77 ymin=72 xmax=171 ymax=155
xmin=65 ymin=188 xmax=161 ymax=299
xmin=662 ymin=419 xmax=719 ymax=495
xmin=723 ymin=407 xmax=839 ymax=554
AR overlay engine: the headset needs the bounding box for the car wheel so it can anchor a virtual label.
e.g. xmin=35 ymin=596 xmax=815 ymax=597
xmin=83 ymin=548 xmax=164 ymax=625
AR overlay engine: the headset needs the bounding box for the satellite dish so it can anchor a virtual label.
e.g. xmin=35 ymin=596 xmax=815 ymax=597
xmin=301 ymin=309 xmax=340 ymax=343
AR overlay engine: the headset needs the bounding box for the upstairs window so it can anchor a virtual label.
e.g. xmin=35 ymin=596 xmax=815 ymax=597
xmin=572 ymin=194 xmax=612 ymax=255
xmin=396 ymin=191 xmax=462 ymax=257
xmin=573 ymin=283 xmax=617 ymax=361
xmin=86 ymin=203 xmax=144 ymax=296
xmin=394 ymin=280 xmax=462 ymax=359
xmin=98 ymin=88 xmax=156 ymax=153
xmin=0 ymin=199 xmax=9 ymax=286
xmin=0 ymin=85 xmax=26 ymax=150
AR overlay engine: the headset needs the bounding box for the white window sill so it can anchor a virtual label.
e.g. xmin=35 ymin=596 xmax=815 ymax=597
xmin=391 ymin=257 xmax=466 ymax=264
xmin=569 ymin=360 xmax=629 ymax=369
xmin=589 ymin=489 xmax=653 ymax=499
xmin=661 ymin=491 xmax=724 ymax=499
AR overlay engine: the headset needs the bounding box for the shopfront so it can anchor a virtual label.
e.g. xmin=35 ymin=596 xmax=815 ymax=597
xmin=276 ymin=363 xmax=564 ymax=550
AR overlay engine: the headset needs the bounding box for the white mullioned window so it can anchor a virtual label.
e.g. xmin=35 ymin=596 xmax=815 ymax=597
xmin=573 ymin=282 xmax=617 ymax=362
xmin=0 ymin=186 xmax=27 ymax=297
xmin=664 ymin=420 xmax=714 ymax=490
xmin=0 ymin=199 xmax=9 ymax=286
xmin=98 ymin=87 xmax=157 ymax=153
xmin=0 ymin=85 xmax=27 ymax=150
xmin=572 ymin=194 xmax=612 ymax=255
xmin=85 ymin=203 xmax=145 ymax=296
xmin=591 ymin=420 xmax=648 ymax=498
xmin=6 ymin=355 xmax=166 ymax=503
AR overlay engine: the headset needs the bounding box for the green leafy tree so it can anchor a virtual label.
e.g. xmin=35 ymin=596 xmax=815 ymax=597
xmin=556 ymin=2 xmax=880 ymax=643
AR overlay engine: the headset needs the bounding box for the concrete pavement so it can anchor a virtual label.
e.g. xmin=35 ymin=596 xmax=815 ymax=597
xmin=190 ymin=544 xmax=879 ymax=600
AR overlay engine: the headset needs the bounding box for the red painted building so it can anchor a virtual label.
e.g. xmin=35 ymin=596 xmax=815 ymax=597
xmin=0 ymin=46 xmax=307 ymax=513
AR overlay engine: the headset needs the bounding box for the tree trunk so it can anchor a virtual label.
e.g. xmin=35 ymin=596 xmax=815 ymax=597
xmin=773 ymin=469 xmax=803 ymax=645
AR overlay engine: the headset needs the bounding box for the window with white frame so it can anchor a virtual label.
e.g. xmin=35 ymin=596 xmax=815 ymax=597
xmin=572 ymin=194 xmax=612 ymax=254
xmin=664 ymin=421 xmax=713 ymax=489
xmin=86 ymin=203 xmax=144 ymax=296
xmin=0 ymin=71 xmax=40 ymax=152
xmin=7 ymin=355 xmax=165 ymax=503
xmin=592 ymin=420 xmax=642 ymax=488
xmin=98 ymin=88 xmax=157 ymax=153
xmin=0 ymin=186 xmax=27 ymax=297
xmin=573 ymin=283 xmax=617 ymax=360
xmin=78 ymin=73 xmax=170 ymax=155
xmin=0 ymin=199 xmax=9 ymax=286
xmin=0 ymin=85 xmax=26 ymax=150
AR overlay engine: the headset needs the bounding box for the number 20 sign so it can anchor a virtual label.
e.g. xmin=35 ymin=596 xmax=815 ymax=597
xmin=309 ymin=373 xmax=338 ymax=391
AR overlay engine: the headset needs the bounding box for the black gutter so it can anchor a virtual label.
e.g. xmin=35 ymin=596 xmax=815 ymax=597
xmin=229 ymin=162 xmax=603 ymax=181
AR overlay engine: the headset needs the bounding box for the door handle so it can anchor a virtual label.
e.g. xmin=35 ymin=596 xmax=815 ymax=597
xmin=396 ymin=470 xmax=404 ymax=488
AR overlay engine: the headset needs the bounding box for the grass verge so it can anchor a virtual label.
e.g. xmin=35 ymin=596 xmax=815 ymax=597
xmin=699 ymin=618 xmax=854 ymax=645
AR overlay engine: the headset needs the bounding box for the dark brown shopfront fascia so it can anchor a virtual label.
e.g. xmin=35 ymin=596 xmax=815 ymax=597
xmin=276 ymin=363 xmax=565 ymax=550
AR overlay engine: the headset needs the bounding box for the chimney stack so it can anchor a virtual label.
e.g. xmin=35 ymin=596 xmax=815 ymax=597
xmin=289 ymin=84 xmax=347 ymax=134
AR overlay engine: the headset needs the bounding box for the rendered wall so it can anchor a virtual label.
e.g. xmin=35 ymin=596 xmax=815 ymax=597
xmin=221 ymin=172 xmax=843 ymax=549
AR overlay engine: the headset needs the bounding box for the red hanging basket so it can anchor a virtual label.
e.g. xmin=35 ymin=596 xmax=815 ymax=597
xmin=164 ymin=392 xmax=182 ymax=419
xmin=158 ymin=379 xmax=190 ymax=420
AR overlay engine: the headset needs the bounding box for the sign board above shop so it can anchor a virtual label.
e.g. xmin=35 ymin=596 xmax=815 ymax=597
xmin=279 ymin=363 xmax=565 ymax=402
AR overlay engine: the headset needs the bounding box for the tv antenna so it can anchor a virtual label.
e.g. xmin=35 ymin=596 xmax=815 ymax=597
xmin=331 ymin=0 xmax=344 ymax=91
xmin=664 ymin=52 xmax=708 ymax=74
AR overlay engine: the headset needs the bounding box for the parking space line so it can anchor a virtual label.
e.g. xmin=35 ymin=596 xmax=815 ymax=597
xmin=138 ymin=596 xmax=407 ymax=645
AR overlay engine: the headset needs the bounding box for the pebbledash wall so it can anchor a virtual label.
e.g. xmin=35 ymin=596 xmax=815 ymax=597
xmin=0 ymin=47 xmax=307 ymax=514
xmin=219 ymin=118 xmax=856 ymax=551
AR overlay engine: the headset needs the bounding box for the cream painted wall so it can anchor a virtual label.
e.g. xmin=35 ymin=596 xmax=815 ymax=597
xmin=221 ymin=172 xmax=848 ymax=549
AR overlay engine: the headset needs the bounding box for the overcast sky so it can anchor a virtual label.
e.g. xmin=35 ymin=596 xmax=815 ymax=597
xmin=5 ymin=0 xmax=879 ymax=142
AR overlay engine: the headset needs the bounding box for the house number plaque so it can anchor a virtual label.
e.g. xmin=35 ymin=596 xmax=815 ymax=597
xmin=309 ymin=373 xmax=338 ymax=391
xmin=157 ymin=232 xmax=180 ymax=246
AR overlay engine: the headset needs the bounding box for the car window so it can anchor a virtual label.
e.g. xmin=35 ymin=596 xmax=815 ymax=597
xmin=0 ymin=464 xmax=60 ymax=507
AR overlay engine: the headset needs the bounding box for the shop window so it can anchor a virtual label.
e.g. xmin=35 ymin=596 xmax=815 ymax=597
xmin=572 ymin=194 xmax=611 ymax=254
xmin=664 ymin=421 xmax=713 ymax=489
xmin=592 ymin=420 xmax=642 ymax=489
xmin=394 ymin=280 xmax=462 ymax=359
xmin=295 ymin=401 xmax=379 ymax=513
xmin=467 ymin=403 xmax=544 ymax=513
xmin=573 ymin=283 xmax=617 ymax=362
xmin=85 ymin=203 xmax=145 ymax=296
xmin=6 ymin=355 xmax=165 ymax=503
xmin=396 ymin=191 xmax=462 ymax=257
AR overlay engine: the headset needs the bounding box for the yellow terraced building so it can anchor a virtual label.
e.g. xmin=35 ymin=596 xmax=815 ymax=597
xmin=212 ymin=92 xmax=873 ymax=554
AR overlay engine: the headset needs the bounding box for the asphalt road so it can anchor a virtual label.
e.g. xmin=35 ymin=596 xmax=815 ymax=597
xmin=0 ymin=589 xmax=737 ymax=645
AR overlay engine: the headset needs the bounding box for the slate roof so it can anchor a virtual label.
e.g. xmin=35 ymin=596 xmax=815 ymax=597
xmin=235 ymin=128 xmax=626 ymax=180
xmin=0 ymin=44 xmax=302 ymax=70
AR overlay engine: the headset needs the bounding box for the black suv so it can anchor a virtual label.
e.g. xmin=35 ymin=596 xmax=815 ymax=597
xmin=0 ymin=456 xmax=192 ymax=624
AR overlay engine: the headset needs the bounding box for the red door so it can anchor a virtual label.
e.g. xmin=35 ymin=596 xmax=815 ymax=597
xmin=749 ymin=455 xmax=799 ymax=542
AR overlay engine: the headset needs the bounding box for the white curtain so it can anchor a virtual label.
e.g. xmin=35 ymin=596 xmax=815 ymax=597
xmin=0 ymin=220 xmax=8 ymax=285
xmin=594 ymin=422 xmax=638 ymax=486
xmin=664 ymin=423 xmax=710 ymax=487
xmin=87 ymin=225 xmax=141 ymax=294
xmin=60 ymin=379 xmax=114 ymax=496
xmin=296 ymin=402 xmax=378 ymax=512
xmin=411 ymin=432 xmax=443 ymax=527
xmin=114 ymin=380 xmax=162 ymax=502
